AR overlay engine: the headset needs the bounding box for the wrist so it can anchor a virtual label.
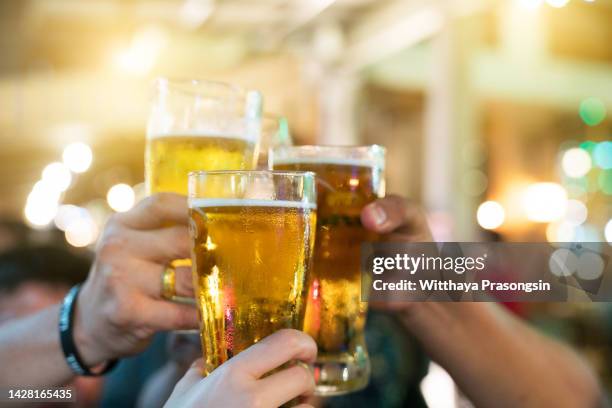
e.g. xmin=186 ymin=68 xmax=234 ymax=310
xmin=72 ymin=287 xmax=109 ymax=367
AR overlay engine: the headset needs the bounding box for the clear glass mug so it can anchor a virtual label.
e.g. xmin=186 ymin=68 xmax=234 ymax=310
xmin=145 ymin=79 xmax=263 ymax=306
xmin=270 ymin=145 xmax=386 ymax=395
xmin=188 ymin=170 xmax=317 ymax=375
xmin=146 ymin=78 xmax=263 ymax=195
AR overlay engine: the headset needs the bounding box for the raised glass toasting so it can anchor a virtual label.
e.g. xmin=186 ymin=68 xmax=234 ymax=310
xmin=271 ymin=145 xmax=386 ymax=395
xmin=188 ymin=170 xmax=317 ymax=375
xmin=146 ymin=78 xmax=262 ymax=195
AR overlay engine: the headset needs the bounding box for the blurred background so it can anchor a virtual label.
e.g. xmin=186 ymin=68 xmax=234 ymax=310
xmin=0 ymin=0 xmax=610 ymax=406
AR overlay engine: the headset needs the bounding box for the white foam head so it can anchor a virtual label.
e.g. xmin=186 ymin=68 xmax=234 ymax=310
xmin=189 ymin=198 xmax=316 ymax=210
xmin=148 ymin=130 xmax=256 ymax=142
xmin=272 ymin=156 xmax=377 ymax=168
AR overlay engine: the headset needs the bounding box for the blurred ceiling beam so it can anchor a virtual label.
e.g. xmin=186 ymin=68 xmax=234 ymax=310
xmin=370 ymin=47 xmax=612 ymax=109
xmin=472 ymin=53 xmax=612 ymax=108
xmin=338 ymin=0 xmax=489 ymax=73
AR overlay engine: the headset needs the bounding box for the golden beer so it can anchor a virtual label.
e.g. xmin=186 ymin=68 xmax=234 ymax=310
xmin=188 ymin=171 xmax=317 ymax=375
xmin=272 ymin=147 xmax=385 ymax=395
xmin=146 ymin=78 xmax=262 ymax=195
xmin=146 ymin=134 xmax=256 ymax=195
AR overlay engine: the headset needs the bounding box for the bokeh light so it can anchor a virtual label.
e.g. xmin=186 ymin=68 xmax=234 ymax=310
xmin=522 ymin=182 xmax=568 ymax=222
xmin=576 ymin=252 xmax=605 ymax=280
xmin=593 ymin=141 xmax=612 ymax=170
xmin=516 ymin=0 xmax=543 ymax=10
xmin=546 ymin=0 xmax=570 ymax=7
xmin=63 ymin=142 xmax=93 ymax=173
xmin=24 ymin=199 xmax=58 ymax=228
xmin=546 ymin=221 xmax=576 ymax=242
xmin=579 ymin=141 xmax=597 ymax=154
xmin=605 ymin=219 xmax=612 ymax=244
xmin=564 ymin=199 xmax=588 ymax=225
xmin=30 ymin=180 xmax=62 ymax=204
xmin=549 ymin=248 xmax=578 ymax=277
xmin=113 ymin=26 xmax=168 ymax=75
xmin=574 ymin=224 xmax=601 ymax=241
xmin=561 ymin=148 xmax=592 ymax=178
xmin=477 ymin=201 xmax=505 ymax=230
xmin=24 ymin=184 xmax=61 ymax=227
xmin=41 ymin=162 xmax=72 ymax=192
xmin=180 ymin=0 xmax=214 ymax=29
xmin=107 ymin=183 xmax=135 ymax=212
xmin=579 ymin=97 xmax=606 ymax=126
xmin=54 ymin=204 xmax=87 ymax=231
xmin=65 ymin=211 xmax=99 ymax=247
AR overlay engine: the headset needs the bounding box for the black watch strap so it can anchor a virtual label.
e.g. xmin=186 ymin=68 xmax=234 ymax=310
xmin=59 ymin=284 xmax=118 ymax=376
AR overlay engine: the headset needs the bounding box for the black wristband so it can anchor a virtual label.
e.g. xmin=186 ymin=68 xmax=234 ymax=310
xmin=59 ymin=284 xmax=118 ymax=376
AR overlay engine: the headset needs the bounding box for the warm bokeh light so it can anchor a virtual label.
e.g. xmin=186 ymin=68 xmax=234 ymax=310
xmin=30 ymin=180 xmax=62 ymax=204
xmin=605 ymin=219 xmax=612 ymax=244
xmin=516 ymin=0 xmax=543 ymax=10
xmin=54 ymin=204 xmax=86 ymax=231
xmin=561 ymin=148 xmax=592 ymax=178
xmin=549 ymin=248 xmax=577 ymax=277
xmin=546 ymin=0 xmax=570 ymax=7
xmin=41 ymin=162 xmax=72 ymax=192
xmin=24 ymin=186 xmax=60 ymax=228
xmin=576 ymin=252 xmax=605 ymax=280
xmin=579 ymin=97 xmax=607 ymax=126
xmin=107 ymin=183 xmax=135 ymax=212
xmin=477 ymin=201 xmax=505 ymax=230
xmin=546 ymin=221 xmax=575 ymax=242
xmin=65 ymin=212 xmax=99 ymax=247
xmin=63 ymin=142 xmax=93 ymax=173
xmin=112 ymin=26 xmax=167 ymax=75
xmin=573 ymin=224 xmax=601 ymax=241
xmin=522 ymin=182 xmax=568 ymax=222
xmin=24 ymin=201 xmax=57 ymax=227
xmin=180 ymin=0 xmax=214 ymax=29
xmin=563 ymin=199 xmax=588 ymax=226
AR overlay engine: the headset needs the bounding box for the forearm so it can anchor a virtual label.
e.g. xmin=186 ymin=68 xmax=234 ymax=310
xmin=0 ymin=305 xmax=74 ymax=386
xmin=405 ymin=303 xmax=602 ymax=408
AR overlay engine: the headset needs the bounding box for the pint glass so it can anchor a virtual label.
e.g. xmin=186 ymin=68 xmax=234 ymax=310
xmin=188 ymin=170 xmax=317 ymax=375
xmin=146 ymin=79 xmax=262 ymax=195
xmin=271 ymin=145 xmax=386 ymax=395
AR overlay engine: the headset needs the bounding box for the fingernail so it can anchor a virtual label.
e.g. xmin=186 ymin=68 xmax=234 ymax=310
xmin=370 ymin=204 xmax=387 ymax=226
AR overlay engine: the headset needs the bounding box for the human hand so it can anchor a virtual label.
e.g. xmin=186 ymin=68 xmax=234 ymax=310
xmin=74 ymin=193 xmax=197 ymax=367
xmin=361 ymin=194 xmax=432 ymax=242
xmin=361 ymin=194 xmax=433 ymax=319
xmin=165 ymin=329 xmax=317 ymax=408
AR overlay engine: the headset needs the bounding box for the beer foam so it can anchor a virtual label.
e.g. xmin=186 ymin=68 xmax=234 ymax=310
xmin=148 ymin=130 xmax=256 ymax=142
xmin=272 ymin=156 xmax=377 ymax=168
xmin=189 ymin=198 xmax=316 ymax=210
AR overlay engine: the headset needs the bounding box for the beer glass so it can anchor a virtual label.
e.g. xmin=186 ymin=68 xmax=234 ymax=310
xmin=146 ymin=78 xmax=263 ymax=195
xmin=188 ymin=170 xmax=317 ymax=375
xmin=271 ymin=145 xmax=386 ymax=395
